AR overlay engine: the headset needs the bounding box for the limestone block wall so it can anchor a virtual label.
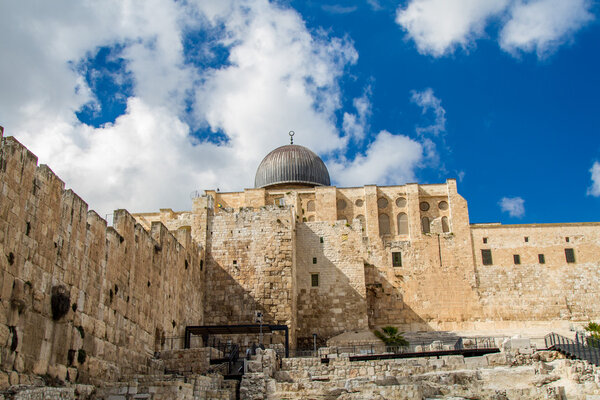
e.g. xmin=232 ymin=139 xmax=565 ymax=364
xmin=0 ymin=135 xmax=205 ymax=384
xmin=295 ymin=221 xmax=368 ymax=346
xmin=362 ymin=183 xmax=483 ymax=331
xmin=133 ymin=209 xmax=193 ymax=232
xmin=203 ymin=206 xmax=297 ymax=345
xmin=472 ymin=224 xmax=600 ymax=322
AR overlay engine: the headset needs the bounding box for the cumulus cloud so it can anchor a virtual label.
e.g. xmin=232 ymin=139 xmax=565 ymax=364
xmin=331 ymin=88 xmax=448 ymax=187
xmin=0 ymin=0 xmax=448 ymax=218
xmin=587 ymin=162 xmax=600 ymax=197
xmin=0 ymin=0 xmax=358 ymax=216
xmin=395 ymin=0 xmax=594 ymax=57
xmin=342 ymin=88 xmax=372 ymax=141
xmin=411 ymin=88 xmax=446 ymax=136
xmin=329 ymin=130 xmax=423 ymax=186
xmin=499 ymin=0 xmax=595 ymax=57
xmin=499 ymin=196 xmax=525 ymax=218
xmin=396 ymin=0 xmax=509 ymax=56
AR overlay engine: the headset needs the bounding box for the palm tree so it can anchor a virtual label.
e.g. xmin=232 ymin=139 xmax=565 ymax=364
xmin=585 ymin=322 xmax=600 ymax=347
xmin=374 ymin=326 xmax=409 ymax=351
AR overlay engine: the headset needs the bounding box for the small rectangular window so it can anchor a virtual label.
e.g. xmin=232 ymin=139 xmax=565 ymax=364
xmin=538 ymin=254 xmax=545 ymax=264
xmin=392 ymin=252 xmax=402 ymax=267
xmin=565 ymin=237 xmax=570 ymax=243
xmin=524 ymin=237 xmax=529 ymax=242
xmin=514 ymin=254 xmax=521 ymax=265
xmin=319 ymin=237 xmax=324 ymax=243
xmin=311 ymin=273 xmax=319 ymax=287
xmin=565 ymin=248 xmax=575 ymax=263
xmin=481 ymin=249 xmax=493 ymax=266
xmin=312 ymin=257 xmax=317 ymax=264
xmin=483 ymin=237 xmax=488 ymax=244
xmin=233 ymin=260 xmax=237 ymax=265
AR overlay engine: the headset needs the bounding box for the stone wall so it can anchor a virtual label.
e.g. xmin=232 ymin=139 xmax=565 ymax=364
xmin=473 ymin=224 xmax=600 ymax=323
xmin=295 ymin=221 xmax=368 ymax=347
xmin=132 ymin=169 xmax=600 ymax=339
xmin=202 ymin=206 xmax=297 ymax=345
xmin=0 ymin=135 xmax=205 ymax=384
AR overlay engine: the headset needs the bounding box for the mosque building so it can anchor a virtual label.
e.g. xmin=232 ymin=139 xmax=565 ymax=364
xmin=133 ymin=137 xmax=600 ymax=349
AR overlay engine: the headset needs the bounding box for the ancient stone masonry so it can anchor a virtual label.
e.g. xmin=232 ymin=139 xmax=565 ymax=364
xmin=3 ymin=129 xmax=600 ymax=398
xmin=202 ymin=206 xmax=296 ymax=345
xmin=0 ymin=135 xmax=205 ymax=385
xmin=138 ymin=162 xmax=600 ymax=344
xmin=295 ymin=220 xmax=368 ymax=345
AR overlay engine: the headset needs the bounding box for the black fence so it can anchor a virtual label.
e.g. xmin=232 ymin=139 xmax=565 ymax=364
xmin=324 ymin=336 xmax=498 ymax=357
xmin=545 ymin=332 xmax=600 ymax=366
xmin=165 ymin=335 xmax=499 ymax=359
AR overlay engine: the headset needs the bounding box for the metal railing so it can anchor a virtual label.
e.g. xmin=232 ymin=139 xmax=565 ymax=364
xmin=545 ymin=332 xmax=600 ymax=366
xmin=323 ymin=337 xmax=498 ymax=358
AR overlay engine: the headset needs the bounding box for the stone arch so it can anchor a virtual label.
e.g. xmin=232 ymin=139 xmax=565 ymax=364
xmin=397 ymin=212 xmax=408 ymax=235
xmin=308 ymin=215 xmax=315 ymax=222
xmin=307 ymin=200 xmax=315 ymax=212
xmin=356 ymin=214 xmax=365 ymax=228
xmin=379 ymin=213 xmax=390 ymax=235
xmin=421 ymin=216 xmax=430 ymax=234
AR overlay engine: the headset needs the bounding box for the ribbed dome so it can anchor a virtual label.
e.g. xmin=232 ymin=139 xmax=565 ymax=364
xmin=254 ymin=144 xmax=331 ymax=189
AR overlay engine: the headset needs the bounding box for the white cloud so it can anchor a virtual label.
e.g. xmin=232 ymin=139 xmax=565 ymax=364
xmin=499 ymin=0 xmax=594 ymax=57
xmin=0 ymin=0 xmax=358 ymax=216
xmin=396 ymin=0 xmax=509 ymax=56
xmin=321 ymin=5 xmax=358 ymax=14
xmin=499 ymin=196 xmax=525 ymax=218
xmin=329 ymin=130 xmax=423 ymax=187
xmin=587 ymin=162 xmax=600 ymax=197
xmin=411 ymin=88 xmax=446 ymax=136
xmin=342 ymin=88 xmax=372 ymax=141
xmin=0 ymin=0 xmax=448 ymax=219
xmin=395 ymin=0 xmax=594 ymax=58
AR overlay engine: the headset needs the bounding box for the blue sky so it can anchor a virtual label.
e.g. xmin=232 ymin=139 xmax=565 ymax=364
xmin=1 ymin=0 xmax=599 ymax=224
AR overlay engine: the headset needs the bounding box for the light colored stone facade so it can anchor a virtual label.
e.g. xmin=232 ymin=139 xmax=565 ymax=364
xmin=136 ymin=177 xmax=600 ymax=346
xmin=2 ymin=129 xmax=600 ymax=395
xmin=0 ymin=135 xmax=205 ymax=385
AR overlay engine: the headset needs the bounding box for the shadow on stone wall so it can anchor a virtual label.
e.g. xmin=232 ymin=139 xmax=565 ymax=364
xmin=295 ymin=224 xmax=369 ymax=349
xmin=364 ymin=263 xmax=430 ymax=332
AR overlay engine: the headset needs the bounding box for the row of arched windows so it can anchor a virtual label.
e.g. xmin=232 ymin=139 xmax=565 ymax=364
xmin=377 ymin=213 xmax=409 ymax=235
xmin=377 ymin=214 xmax=450 ymax=235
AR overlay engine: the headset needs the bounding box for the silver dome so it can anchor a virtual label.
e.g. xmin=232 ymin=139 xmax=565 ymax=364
xmin=254 ymin=145 xmax=331 ymax=189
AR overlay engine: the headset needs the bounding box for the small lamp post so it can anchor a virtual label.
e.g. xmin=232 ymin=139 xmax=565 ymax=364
xmin=256 ymin=311 xmax=263 ymax=345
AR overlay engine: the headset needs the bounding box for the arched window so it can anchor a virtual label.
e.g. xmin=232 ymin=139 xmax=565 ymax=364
xmin=421 ymin=217 xmax=430 ymax=234
xmin=397 ymin=213 xmax=408 ymax=235
xmin=356 ymin=214 xmax=365 ymax=228
xmin=379 ymin=214 xmax=390 ymax=235
xmin=442 ymin=216 xmax=450 ymax=233
xmin=307 ymin=200 xmax=315 ymax=212
xmin=307 ymin=215 xmax=315 ymax=222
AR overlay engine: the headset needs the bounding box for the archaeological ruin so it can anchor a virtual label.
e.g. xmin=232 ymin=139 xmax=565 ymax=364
xmin=1 ymin=126 xmax=599 ymax=399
